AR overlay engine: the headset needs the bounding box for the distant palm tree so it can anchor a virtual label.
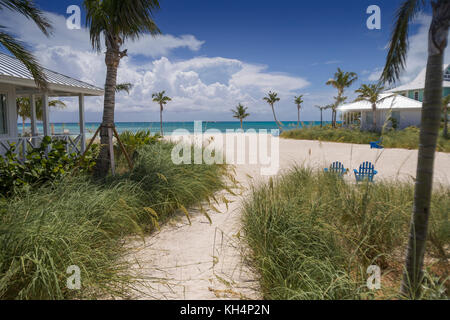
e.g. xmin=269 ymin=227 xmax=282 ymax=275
xmin=84 ymin=0 xmax=161 ymax=177
xmin=326 ymin=68 xmax=358 ymax=128
xmin=263 ymin=91 xmax=283 ymax=130
xmin=380 ymin=0 xmax=450 ymax=299
xmin=0 ymin=0 xmax=52 ymax=89
xmin=115 ymin=82 xmax=133 ymax=94
xmin=354 ymin=83 xmax=390 ymax=131
xmin=152 ymin=91 xmax=171 ymax=136
xmin=315 ymin=104 xmax=332 ymax=128
xmin=16 ymin=97 xmax=66 ymax=134
xmin=231 ymin=103 xmax=250 ymax=129
xmin=443 ymin=94 xmax=449 ymax=138
xmin=294 ymin=95 xmax=304 ymax=128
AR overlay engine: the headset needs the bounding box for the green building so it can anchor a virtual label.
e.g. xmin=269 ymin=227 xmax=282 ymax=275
xmin=387 ymin=64 xmax=450 ymax=101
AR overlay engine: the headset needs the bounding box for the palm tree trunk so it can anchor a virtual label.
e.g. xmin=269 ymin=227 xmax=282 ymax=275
xmin=240 ymin=118 xmax=243 ymax=130
xmin=297 ymin=107 xmax=300 ymax=128
xmin=22 ymin=117 xmax=26 ymax=135
xmin=331 ymin=109 xmax=334 ymax=128
xmin=320 ymin=110 xmax=323 ymax=128
xmin=271 ymin=104 xmax=282 ymax=131
xmin=160 ymin=103 xmax=163 ymax=136
xmin=401 ymin=1 xmax=450 ymax=298
xmin=95 ymin=46 xmax=119 ymax=178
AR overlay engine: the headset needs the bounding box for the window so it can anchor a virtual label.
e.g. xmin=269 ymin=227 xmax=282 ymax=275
xmin=414 ymin=91 xmax=419 ymax=101
xmin=444 ymin=69 xmax=450 ymax=81
xmin=0 ymin=94 xmax=7 ymax=135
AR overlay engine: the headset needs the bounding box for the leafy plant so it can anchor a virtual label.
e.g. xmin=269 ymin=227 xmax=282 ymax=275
xmin=0 ymin=137 xmax=95 ymax=197
xmin=114 ymin=130 xmax=161 ymax=163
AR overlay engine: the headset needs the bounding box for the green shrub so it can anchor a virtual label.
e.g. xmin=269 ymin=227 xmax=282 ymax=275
xmin=114 ymin=130 xmax=161 ymax=164
xmin=242 ymin=167 xmax=449 ymax=300
xmin=0 ymin=137 xmax=95 ymax=197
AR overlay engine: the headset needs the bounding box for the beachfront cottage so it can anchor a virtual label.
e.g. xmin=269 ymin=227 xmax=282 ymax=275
xmin=338 ymin=65 xmax=450 ymax=130
xmin=0 ymin=52 xmax=103 ymax=158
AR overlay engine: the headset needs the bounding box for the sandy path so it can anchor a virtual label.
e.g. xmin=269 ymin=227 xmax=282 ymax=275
xmin=124 ymin=136 xmax=450 ymax=300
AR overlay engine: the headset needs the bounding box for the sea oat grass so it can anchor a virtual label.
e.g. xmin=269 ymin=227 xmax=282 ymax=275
xmin=0 ymin=140 xmax=227 ymax=299
xmin=242 ymin=167 xmax=449 ymax=300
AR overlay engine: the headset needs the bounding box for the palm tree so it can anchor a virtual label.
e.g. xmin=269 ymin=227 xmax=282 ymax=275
xmin=354 ymin=83 xmax=389 ymax=131
xmin=16 ymin=97 xmax=66 ymax=134
xmin=443 ymin=94 xmax=449 ymax=138
xmin=115 ymin=82 xmax=133 ymax=94
xmin=326 ymin=68 xmax=358 ymax=128
xmin=231 ymin=103 xmax=250 ymax=129
xmin=294 ymin=95 xmax=304 ymax=128
xmin=315 ymin=104 xmax=332 ymax=128
xmin=380 ymin=0 xmax=450 ymax=299
xmin=152 ymin=91 xmax=171 ymax=136
xmin=263 ymin=91 xmax=283 ymax=131
xmin=84 ymin=0 xmax=161 ymax=177
xmin=0 ymin=0 xmax=52 ymax=89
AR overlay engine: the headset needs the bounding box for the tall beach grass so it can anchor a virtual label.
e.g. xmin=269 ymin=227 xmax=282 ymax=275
xmin=0 ymin=140 xmax=228 ymax=299
xmin=242 ymin=167 xmax=449 ymax=300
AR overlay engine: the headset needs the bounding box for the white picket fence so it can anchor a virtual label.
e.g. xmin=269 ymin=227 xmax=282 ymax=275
xmin=0 ymin=134 xmax=83 ymax=162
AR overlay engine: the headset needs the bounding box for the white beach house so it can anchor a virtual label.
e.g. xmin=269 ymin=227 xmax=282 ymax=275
xmin=0 ymin=52 xmax=103 ymax=158
xmin=338 ymin=65 xmax=450 ymax=130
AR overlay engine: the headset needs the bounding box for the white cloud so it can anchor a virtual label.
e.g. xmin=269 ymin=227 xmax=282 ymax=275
xmin=0 ymin=10 xmax=204 ymax=58
xmin=0 ymin=10 xmax=310 ymax=121
xmin=367 ymin=67 xmax=382 ymax=81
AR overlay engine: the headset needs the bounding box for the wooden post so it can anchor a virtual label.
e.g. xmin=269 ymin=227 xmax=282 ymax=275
xmin=30 ymin=94 xmax=38 ymax=137
xmin=113 ymin=126 xmax=133 ymax=170
xmin=108 ymin=127 xmax=115 ymax=176
xmin=78 ymin=93 xmax=86 ymax=153
xmin=42 ymin=92 xmax=50 ymax=137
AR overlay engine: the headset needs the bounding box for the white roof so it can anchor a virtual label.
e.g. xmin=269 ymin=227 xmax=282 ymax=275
xmin=337 ymin=93 xmax=422 ymax=111
xmin=0 ymin=52 xmax=104 ymax=96
xmin=387 ymin=64 xmax=450 ymax=93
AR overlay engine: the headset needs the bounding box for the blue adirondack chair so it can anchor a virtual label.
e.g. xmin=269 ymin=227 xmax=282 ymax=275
xmin=354 ymin=161 xmax=378 ymax=182
xmin=370 ymin=139 xmax=384 ymax=149
xmin=324 ymin=161 xmax=347 ymax=176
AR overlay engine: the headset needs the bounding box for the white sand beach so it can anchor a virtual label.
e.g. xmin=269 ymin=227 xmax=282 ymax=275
xmin=124 ymin=135 xmax=450 ymax=300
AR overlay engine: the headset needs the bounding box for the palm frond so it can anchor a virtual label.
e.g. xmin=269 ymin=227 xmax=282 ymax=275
xmin=380 ymin=0 xmax=426 ymax=84
xmin=0 ymin=0 xmax=52 ymax=36
xmin=115 ymin=82 xmax=133 ymax=94
xmin=231 ymin=103 xmax=250 ymax=119
xmin=84 ymin=0 xmax=161 ymax=52
xmin=152 ymin=90 xmax=171 ymax=104
xmin=443 ymin=94 xmax=450 ymax=107
xmin=294 ymin=95 xmax=304 ymax=108
xmin=0 ymin=28 xmax=47 ymax=89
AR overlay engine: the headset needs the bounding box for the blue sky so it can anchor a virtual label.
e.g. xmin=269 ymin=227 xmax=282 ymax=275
xmin=1 ymin=0 xmax=441 ymax=122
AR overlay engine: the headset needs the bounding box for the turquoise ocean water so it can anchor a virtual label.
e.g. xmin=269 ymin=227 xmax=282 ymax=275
xmin=18 ymin=121 xmax=330 ymax=138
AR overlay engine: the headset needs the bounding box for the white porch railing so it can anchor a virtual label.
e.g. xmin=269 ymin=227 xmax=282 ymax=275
xmin=0 ymin=134 xmax=84 ymax=162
